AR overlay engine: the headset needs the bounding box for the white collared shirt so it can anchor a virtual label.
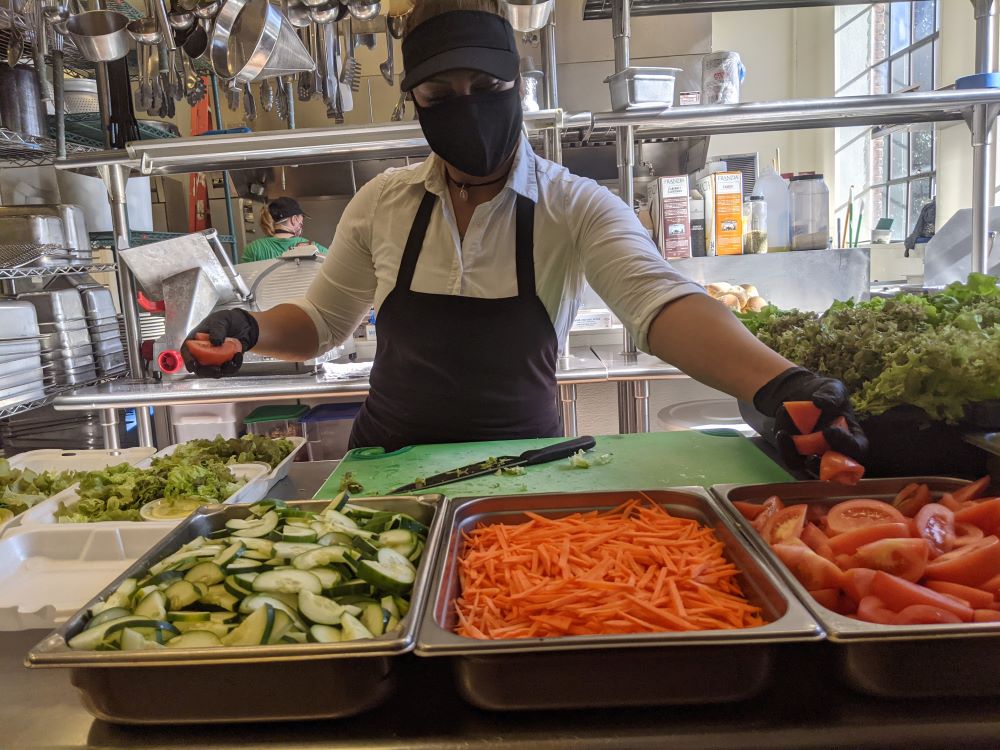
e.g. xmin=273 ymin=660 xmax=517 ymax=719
xmin=291 ymin=135 xmax=704 ymax=354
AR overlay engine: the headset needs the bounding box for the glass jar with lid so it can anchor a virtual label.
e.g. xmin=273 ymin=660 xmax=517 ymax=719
xmin=744 ymin=195 xmax=768 ymax=254
xmin=789 ymin=174 xmax=830 ymax=251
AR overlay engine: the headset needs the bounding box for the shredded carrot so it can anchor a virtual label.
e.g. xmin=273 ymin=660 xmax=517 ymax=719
xmin=454 ymin=500 xmax=767 ymax=639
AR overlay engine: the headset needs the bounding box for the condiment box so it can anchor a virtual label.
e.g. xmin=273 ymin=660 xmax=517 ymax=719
xmin=647 ymin=176 xmax=692 ymax=260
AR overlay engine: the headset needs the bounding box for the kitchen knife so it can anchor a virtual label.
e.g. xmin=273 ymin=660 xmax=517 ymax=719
xmin=390 ymin=435 xmax=597 ymax=494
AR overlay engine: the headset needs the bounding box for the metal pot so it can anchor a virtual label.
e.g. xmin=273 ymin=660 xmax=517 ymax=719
xmin=502 ymin=0 xmax=553 ymax=32
xmin=0 ymin=65 xmax=47 ymax=137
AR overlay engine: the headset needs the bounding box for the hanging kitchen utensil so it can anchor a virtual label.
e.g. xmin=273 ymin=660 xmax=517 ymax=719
xmin=502 ymin=0 xmax=554 ymax=33
xmin=0 ymin=65 xmax=47 ymax=137
xmin=182 ymin=21 xmax=208 ymax=58
xmin=31 ymin=2 xmax=53 ymax=103
xmin=379 ymin=23 xmax=394 ymax=84
xmin=127 ymin=17 xmax=160 ymax=113
xmin=296 ymin=28 xmax=314 ymax=101
xmin=388 ymin=436 xmax=597 ymax=494
xmin=259 ymin=77 xmax=274 ymax=111
xmin=390 ymin=87 xmax=406 ymax=121
xmin=211 ymin=0 xmax=315 ymax=85
xmin=286 ymin=0 xmax=312 ymax=28
xmin=106 ymin=55 xmax=140 ymax=147
xmin=386 ymin=12 xmax=407 ymax=39
xmin=322 ymin=20 xmax=342 ymax=122
xmin=6 ymin=29 xmax=23 ymax=67
xmin=226 ymin=81 xmax=240 ymax=111
xmin=346 ymin=0 xmax=380 ymax=21
xmin=66 ymin=10 xmax=131 ymax=62
xmin=243 ymin=82 xmax=257 ymax=121
xmin=340 ymin=17 xmax=360 ymax=92
xmin=168 ymin=10 xmax=195 ymax=31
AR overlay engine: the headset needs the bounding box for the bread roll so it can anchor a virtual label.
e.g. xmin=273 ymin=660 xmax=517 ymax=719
xmin=740 ymin=284 xmax=759 ymax=298
xmin=705 ymin=282 xmax=732 ymax=297
xmin=717 ymin=293 xmax=743 ymax=311
xmin=745 ymin=296 xmax=768 ymax=312
xmin=729 ymin=286 xmax=750 ymax=307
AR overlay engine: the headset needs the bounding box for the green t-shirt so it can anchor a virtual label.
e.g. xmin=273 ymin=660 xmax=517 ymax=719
xmin=241 ymin=236 xmax=329 ymax=263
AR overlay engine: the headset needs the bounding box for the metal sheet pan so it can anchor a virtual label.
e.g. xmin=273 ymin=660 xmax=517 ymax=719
xmin=26 ymin=496 xmax=446 ymax=724
xmin=712 ymin=478 xmax=1000 ymax=698
xmin=416 ymin=488 xmax=822 ymax=710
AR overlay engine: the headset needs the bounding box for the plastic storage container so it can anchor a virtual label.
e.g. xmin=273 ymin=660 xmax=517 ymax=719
xmin=167 ymin=403 xmax=252 ymax=443
xmin=754 ymin=167 xmax=789 ymax=252
xmin=244 ymin=404 xmax=308 ymax=439
xmin=745 ymin=196 xmax=768 ymax=254
xmin=301 ymin=403 xmax=363 ymax=461
xmin=789 ymin=174 xmax=830 ymax=251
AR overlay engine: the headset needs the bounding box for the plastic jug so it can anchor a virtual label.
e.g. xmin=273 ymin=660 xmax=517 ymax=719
xmin=754 ymin=167 xmax=789 ymax=252
xmin=789 ymin=174 xmax=830 ymax=251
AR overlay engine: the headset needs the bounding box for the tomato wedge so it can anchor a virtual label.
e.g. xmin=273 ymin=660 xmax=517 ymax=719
xmin=801 ymin=522 xmax=834 ymax=559
xmin=784 ymin=400 xmax=821 ymax=435
xmin=827 ymin=522 xmax=911 ymax=556
xmin=924 ymin=535 xmax=1000 ymax=587
xmin=185 ymin=333 xmax=243 ymax=367
xmin=914 ymin=503 xmax=955 ymax=557
xmin=819 ymin=451 xmax=865 ymax=485
xmin=924 ymin=580 xmax=995 ymax=609
xmin=762 ymin=505 xmax=808 ymax=545
xmin=826 ymin=499 xmax=905 ymax=536
xmin=732 ymin=501 xmax=765 ymax=521
xmin=974 ymin=609 xmax=1000 ymax=623
xmin=939 ymin=493 xmax=965 ymax=512
xmin=751 ymin=496 xmax=784 ymax=532
xmin=856 ymin=596 xmax=897 ymax=625
xmin=892 ymin=604 xmax=963 ymax=625
xmin=954 ymin=522 xmax=985 ymax=547
xmin=952 ymin=476 xmax=993 ymax=504
xmin=772 ymin=543 xmax=845 ymax=590
xmin=869 ymin=571 xmax=974 ymax=622
xmin=791 ymin=432 xmax=831 ymax=457
xmin=892 ymin=483 xmax=932 ymax=518
xmin=808 ymin=588 xmax=840 ymax=611
xmin=852 ymin=538 xmax=929 ymax=582
xmin=954 ymin=499 xmax=1000 ymax=536
xmin=843 ymin=568 xmax=877 ymax=602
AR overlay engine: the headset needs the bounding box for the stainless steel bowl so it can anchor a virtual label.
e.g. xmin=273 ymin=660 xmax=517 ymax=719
xmin=65 ymin=10 xmax=131 ymax=63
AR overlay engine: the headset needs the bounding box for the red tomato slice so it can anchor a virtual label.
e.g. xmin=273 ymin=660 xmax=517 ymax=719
xmin=892 ymin=483 xmax=932 ymax=518
xmin=801 ymin=522 xmax=834 ymax=559
xmin=808 ymin=588 xmax=840 ymax=611
xmin=826 ymin=499 xmax=906 ymax=536
xmin=805 ymin=504 xmax=827 ymax=525
xmin=843 ymin=568 xmax=877 ymax=602
xmin=914 ymin=503 xmax=956 ymax=557
xmin=792 ymin=432 xmax=831 ymax=457
xmin=751 ymin=496 xmax=784 ymax=532
xmin=954 ymin=522 xmax=985 ymax=547
xmin=980 ymin=573 xmax=1000 ymax=595
xmin=853 ymin=538 xmax=929 ymax=582
xmin=819 ymin=451 xmax=865 ymax=485
xmin=856 ymin=596 xmax=897 ymax=625
xmin=973 ymin=609 xmax=1000 ymax=623
xmin=763 ymin=505 xmax=808 ymax=545
xmin=892 ymin=604 xmax=963 ymax=625
xmin=836 ymin=593 xmax=858 ymax=615
xmin=939 ymin=493 xmax=965 ymax=512
xmin=784 ymin=400 xmax=821 ymax=435
xmin=954 ymin=499 xmax=1000 ymax=536
xmin=827 ymin=522 xmax=911 ymax=556
xmin=924 ymin=580 xmax=995 ymax=609
xmin=924 ymin=535 xmax=1000 ymax=587
xmin=772 ymin=543 xmax=845 ymax=590
xmin=952 ymin=476 xmax=993 ymax=504
xmin=732 ymin=501 xmax=765 ymax=521
xmin=870 ymin=571 xmax=974 ymax=621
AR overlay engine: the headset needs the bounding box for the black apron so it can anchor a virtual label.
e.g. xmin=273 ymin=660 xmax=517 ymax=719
xmin=349 ymin=190 xmax=561 ymax=452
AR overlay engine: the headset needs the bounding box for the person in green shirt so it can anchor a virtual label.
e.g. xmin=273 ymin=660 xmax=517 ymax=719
xmin=241 ymin=197 xmax=329 ymax=262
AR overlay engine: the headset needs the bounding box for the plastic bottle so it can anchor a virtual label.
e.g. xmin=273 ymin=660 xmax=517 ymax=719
xmin=754 ymin=166 xmax=789 ymax=252
xmin=789 ymin=174 xmax=830 ymax=251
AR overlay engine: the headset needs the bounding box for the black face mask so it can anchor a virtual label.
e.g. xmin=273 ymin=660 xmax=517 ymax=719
xmin=415 ymin=86 xmax=523 ymax=178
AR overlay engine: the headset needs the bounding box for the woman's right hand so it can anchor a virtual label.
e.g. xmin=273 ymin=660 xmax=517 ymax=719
xmin=181 ymin=308 xmax=259 ymax=378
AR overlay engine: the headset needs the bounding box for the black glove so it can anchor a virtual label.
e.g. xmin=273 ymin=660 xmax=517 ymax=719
xmin=753 ymin=367 xmax=869 ymax=467
xmin=181 ymin=308 xmax=259 ymax=379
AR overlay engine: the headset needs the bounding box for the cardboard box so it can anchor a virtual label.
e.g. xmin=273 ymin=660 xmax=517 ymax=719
xmin=647 ymin=176 xmax=692 ymax=260
xmin=698 ymin=172 xmax=743 ymax=256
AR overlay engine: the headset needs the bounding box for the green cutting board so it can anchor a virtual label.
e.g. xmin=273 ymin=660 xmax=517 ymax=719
xmin=313 ymin=431 xmax=791 ymax=499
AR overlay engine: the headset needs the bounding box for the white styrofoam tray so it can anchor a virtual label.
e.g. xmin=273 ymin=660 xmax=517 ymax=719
xmin=1 ymin=448 xmax=159 ymax=538
xmin=17 ymin=463 xmax=271 ymax=528
xmin=149 ymin=436 xmax=306 ymax=495
xmin=0 ymin=524 xmax=170 ymax=631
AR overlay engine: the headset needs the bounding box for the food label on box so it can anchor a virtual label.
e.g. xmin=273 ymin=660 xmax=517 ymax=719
xmin=679 ymin=91 xmax=701 ymax=106
xmin=713 ymin=172 xmax=744 ymax=256
xmin=647 ymin=176 xmax=691 ymax=260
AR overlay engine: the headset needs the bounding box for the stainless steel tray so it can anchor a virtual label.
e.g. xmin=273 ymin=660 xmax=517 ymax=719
xmin=0 ymin=211 xmax=66 ymax=248
xmin=711 ymin=477 xmax=1000 ymax=698
xmin=18 ymin=290 xmax=86 ymax=324
xmin=416 ymin=488 xmax=822 ymax=710
xmin=0 ymin=300 xmax=40 ymax=340
xmin=27 ymin=496 xmax=446 ymax=725
xmin=78 ymin=285 xmax=116 ymax=319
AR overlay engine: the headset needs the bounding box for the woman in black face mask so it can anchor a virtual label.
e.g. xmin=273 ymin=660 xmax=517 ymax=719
xmin=184 ymin=0 xmax=868 ymax=464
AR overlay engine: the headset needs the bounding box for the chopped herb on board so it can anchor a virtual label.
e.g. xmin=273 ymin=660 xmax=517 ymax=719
xmin=568 ymin=451 xmax=614 ymax=469
xmin=414 ymin=477 xmax=427 ymax=489
xmin=500 ymin=466 xmax=526 ymax=476
xmin=338 ymin=472 xmax=364 ymax=493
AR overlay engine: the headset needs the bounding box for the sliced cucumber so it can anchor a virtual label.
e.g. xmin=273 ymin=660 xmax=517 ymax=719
xmin=380 ymin=595 xmax=400 ymax=620
xmin=328 ymin=491 xmax=350 ymax=512
xmin=394 ymin=596 xmax=411 ymax=617
xmin=224 ymin=557 xmax=267 ymax=574
xmin=252 ymin=569 xmax=322 ymax=595
xmin=298 ymin=590 xmax=348 ymax=626
xmin=273 ymin=541 xmax=321 ymax=560
xmin=199 ymin=584 xmax=239 ymax=611
xmin=120 ymin=627 xmax=157 ymax=651
xmin=340 ymin=612 xmax=375 ymax=641
xmin=85 ymin=606 xmax=132 ymax=630
xmin=133 ymin=591 xmax=167 ymax=621
xmin=279 ymin=526 xmax=318 ymax=543
xmin=164 ymin=580 xmax=200 ymax=611
xmin=377 ymin=529 xmax=418 ymax=558
xmin=237 ymin=538 xmax=274 ymax=555
xmin=223 ymin=574 xmax=255 ymax=598
xmin=317 ymin=531 xmax=354 ymax=546
xmin=184 ymin=561 xmax=224 ymax=586
xmin=351 ymin=535 xmax=379 ymax=559
xmin=212 ymin=542 xmax=244 ymax=567
xmin=309 ymin=624 xmax=342 ymax=643
xmin=309 ymin=567 xmax=342 ymax=589
xmin=360 ymin=602 xmax=389 ymax=636
xmin=222 ymin=604 xmax=274 ymax=646
xmin=291 ymin=545 xmax=352 ymax=570
xmin=166 ymin=610 xmax=211 ymax=622
xmin=239 ymin=593 xmax=306 ymax=630
xmin=165 ymin=631 xmax=223 ymax=648
xmin=321 ymin=509 xmax=359 ymax=530
xmin=326 ymin=579 xmax=370 ymax=597
xmin=356 ymin=548 xmax=416 ymax=595
xmin=228 ymin=510 xmax=279 ymax=538
xmin=362 ymin=512 xmax=394 ymax=534
xmin=389 ymin=514 xmax=430 ymax=536
xmin=174 ymin=621 xmax=231 ymax=637
xmin=266 ymin=609 xmax=294 ymax=644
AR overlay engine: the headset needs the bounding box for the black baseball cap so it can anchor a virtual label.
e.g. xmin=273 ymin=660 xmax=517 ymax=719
xmin=268 ymin=196 xmax=308 ymax=221
xmin=400 ymin=11 xmax=519 ymax=93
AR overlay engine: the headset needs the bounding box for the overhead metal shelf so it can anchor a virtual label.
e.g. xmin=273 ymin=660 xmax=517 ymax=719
xmin=0 ymin=263 xmax=116 ymax=280
xmin=582 ymin=0 xmax=911 ymax=19
xmin=0 ymin=374 xmax=127 ymax=421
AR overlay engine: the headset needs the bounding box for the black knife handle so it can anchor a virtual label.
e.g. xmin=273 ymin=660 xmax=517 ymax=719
xmin=519 ymin=436 xmax=597 ymax=466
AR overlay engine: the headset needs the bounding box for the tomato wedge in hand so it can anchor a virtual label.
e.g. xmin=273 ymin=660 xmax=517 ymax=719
xmin=185 ymin=332 xmax=243 ymax=367
xmin=772 ymin=543 xmax=845 ymax=590
xmin=870 ymin=571 xmax=973 ymax=622
xmin=792 ymin=432 xmax=831 ymax=457
xmin=914 ymin=503 xmax=955 ymax=557
xmin=892 ymin=483 xmax=933 ymax=518
xmin=893 ymin=604 xmax=964 ymax=625
xmin=784 ymin=400 xmax=822 ymax=435
xmin=952 ymin=476 xmax=993 ymax=504
xmin=852 ymin=538 xmax=929 ymax=582
xmin=924 ymin=535 xmax=1000 ymax=587
xmin=826 ymin=499 xmax=905 ymax=536
xmin=827 ymin=522 xmax=911 ymax=556
xmin=762 ymin=505 xmax=808 ymax=545
xmin=819 ymin=451 xmax=865 ymax=485
xmin=856 ymin=596 xmax=897 ymax=625
xmin=924 ymin=580 xmax=996 ymax=609
xmin=954 ymin=499 xmax=1000 ymax=536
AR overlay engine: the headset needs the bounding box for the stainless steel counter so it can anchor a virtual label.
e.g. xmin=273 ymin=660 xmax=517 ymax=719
xmin=5 ymin=465 xmax=1000 ymax=749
